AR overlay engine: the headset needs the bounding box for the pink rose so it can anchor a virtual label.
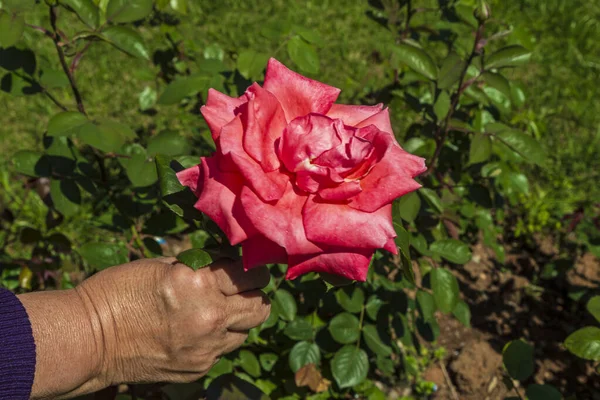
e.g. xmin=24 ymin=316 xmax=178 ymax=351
xmin=177 ymin=58 xmax=426 ymax=281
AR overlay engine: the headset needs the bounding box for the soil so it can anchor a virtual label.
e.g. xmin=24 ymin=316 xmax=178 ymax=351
xmin=423 ymin=239 xmax=600 ymax=400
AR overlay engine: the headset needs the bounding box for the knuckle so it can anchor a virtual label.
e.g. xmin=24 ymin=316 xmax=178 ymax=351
xmin=254 ymin=292 xmax=272 ymax=324
xmin=205 ymin=306 xmax=227 ymax=330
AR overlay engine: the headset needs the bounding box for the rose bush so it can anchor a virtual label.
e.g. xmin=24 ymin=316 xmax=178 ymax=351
xmin=177 ymin=58 xmax=426 ymax=281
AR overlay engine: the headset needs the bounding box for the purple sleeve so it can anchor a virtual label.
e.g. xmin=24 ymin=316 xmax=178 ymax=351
xmin=0 ymin=288 xmax=36 ymax=400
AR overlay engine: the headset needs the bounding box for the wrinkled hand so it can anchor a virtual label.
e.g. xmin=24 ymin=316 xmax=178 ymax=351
xmin=21 ymin=257 xmax=271 ymax=399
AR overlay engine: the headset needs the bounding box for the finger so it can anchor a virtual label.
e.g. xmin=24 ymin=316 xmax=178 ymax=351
xmin=225 ymin=290 xmax=271 ymax=331
xmin=220 ymin=331 xmax=249 ymax=355
xmin=209 ymin=260 xmax=270 ymax=296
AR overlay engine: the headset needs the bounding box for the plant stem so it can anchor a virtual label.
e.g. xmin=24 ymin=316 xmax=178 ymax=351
xmin=356 ymin=304 xmax=366 ymax=349
xmin=424 ymin=21 xmax=485 ymax=177
xmin=131 ymin=225 xmax=152 ymax=258
xmin=49 ymin=6 xmax=87 ymax=115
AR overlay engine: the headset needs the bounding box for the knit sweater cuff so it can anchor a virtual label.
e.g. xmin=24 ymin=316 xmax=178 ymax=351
xmin=0 ymin=288 xmax=36 ymax=400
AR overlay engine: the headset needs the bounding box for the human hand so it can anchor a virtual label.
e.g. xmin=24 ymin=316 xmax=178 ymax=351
xmin=21 ymin=257 xmax=271 ymax=399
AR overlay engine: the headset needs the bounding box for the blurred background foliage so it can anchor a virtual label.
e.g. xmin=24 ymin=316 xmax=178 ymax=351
xmin=0 ymin=0 xmax=599 ymax=399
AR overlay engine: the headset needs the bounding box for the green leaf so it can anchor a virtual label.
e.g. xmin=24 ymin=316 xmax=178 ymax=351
xmin=335 ymin=287 xmax=365 ymax=313
xmin=502 ymin=340 xmax=534 ymax=380
xmin=287 ymin=36 xmax=319 ymax=74
xmin=273 ymin=289 xmax=297 ymax=321
xmin=236 ymin=50 xmax=269 ymax=80
xmin=61 ymin=0 xmax=99 ymax=28
xmin=416 ymin=290 xmax=436 ymax=322
xmin=206 ymin=374 xmax=269 ymax=400
xmin=79 ymin=242 xmax=129 ymax=271
xmin=393 ymin=43 xmax=438 ymax=80
xmin=430 ymin=239 xmax=472 ymax=264
xmin=12 ymin=150 xmax=51 ymax=177
xmin=564 ymin=327 xmax=600 ymax=361
xmin=482 ymin=72 xmax=512 ymax=100
xmin=499 ymin=171 xmax=529 ymax=196
xmin=431 ymin=268 xmax=459 ymax=314
xmin=47 ymin=112 xmax=89 ymax=137
xmin=259 ymin=353 xmax=278 ymax=372
xmin=120 ymin=144 xmax=157 ymax=187
xmin=1 ymin=0 xmax=35 ymax=12
xmin=331 ymin=345 xmax=369 ymax=389
xmin=158 ymin=74 xmax=209 ymax=105
xmin=207 ymin=358 xmax=233 ymax=378
xmin=438 ymin=52 xmax=465 ymax=90
xmin=292 ymin=25 xmax=322 ymax=45
xmin=393 ymin=222 xmax=414 ymax=285
xmin=494 ymin=129 xmax=546 ymax=165
xmin=40 ymin=69 xmax=70 ymax=89
xmin=433 ymin=91 xmax=451 ymax=121
xmin=587 ymin=296 xmax=600 ymax=323
xmin=170 ymin=0 xmax=187 ymax=14
xmin=238 ymin=349 xmax=261 ymax=378
xmin=102 ymin=26 xmax=150 ymax=60
xmin=419 ymin=188 xmax=444 ymax=213
xmin=452 ymin=300 xmax=471 ymax=328
xmin=398 ymin=192 xmax=421 ymax=223
xmin=139 ymin=86 xmax=157 ymax=110
xmin=362 ymin=324 xmax=392 ymax=357
xmin=106 ymin=0 xmax=153 ymax=22
xmin=365 ymin=296 xmax=384 ymax=321
xmin=204 ymin=44 xmax=224 ymax=61
xmin=0 ymin=12 xmax=25 ymax=48
xmin=155 ymin=155 xmax=203 ymax=220
xmin=176 ymin=248 xmax=213 ymax=271
xmin=284 ymin=319 xmax=313 ymax=341
xmin=525 ymin=384 xmax=561 ymax=400
xmin=486 ymin=45 xmax=531 ymax=69
xmin=147 ymin=130 xmax=188 ymax=157
xmin=78 ymin=122 xmax=127 ymax=153
xmin=469 ymin=133 xmax=492 ymax=164
xmin=328 ymin=312 xmax=360 ymax=344
xmin=50 ymin=179 xmax=81 ymax=217
xmin=289 ymin=341 xmax=320 ymax=373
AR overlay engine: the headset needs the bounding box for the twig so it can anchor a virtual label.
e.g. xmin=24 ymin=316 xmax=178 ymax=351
xmin=26 ymin=24 xmax=54 ymax=38
xmin=402 ymin=0 xmax=412 ymax=39
xmin=424 ymin=21 xmax=485 ymax=176
xmin=439 ymin=360 xmax=459 ymax=400
xmin=42 ymin=89 xmax=69 ymax=111
xmin=509 ymin=376 xmax=525 ymax=400
xmin=49 ymin=6 xmax=87 ymax=115
xmin=70 ymin=41 xmax=93 ymax=74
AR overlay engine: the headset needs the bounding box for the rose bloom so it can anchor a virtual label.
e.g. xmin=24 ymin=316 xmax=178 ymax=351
xmin=177 ymin=58 xmax=426 ymax=281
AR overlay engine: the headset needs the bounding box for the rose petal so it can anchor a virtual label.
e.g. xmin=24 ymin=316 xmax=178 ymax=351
xmin=240 ymin=182 xmax=322 ymax=255
xmin=219 ymin=116 xmax=288 ymax=202
xmin=241 ymin=83 xmax=287 ymax=172
xmin=384 ymin=237 xmax=398 ymax=255
xmin=279 ymin=114 xmax=343 ymax=172
xmin=313 ymin=135 xmax=374 ymax=177
xmin=242 ymin=235 xmax=287 ymax=271
xmin=356 ymin=107 xmax=394 ymax=135
xmin=349 ymin=133 xmax=427 ymax=212
xmin=200 ymin=88 xmax=246 ymax=141
xmin=263 ymin=58 xmax=341 ymax=122
xmin=317 ymin=180 xmax=362 ymax=201
xmin=176 ymin=162 xmax=201 ymax=194
xmin=303 ymin=197 xmax=396 ymax=249
xmin=327 ymin=103 xmax=383 ymax=126
xmin=183 ymin=157 xmax=254 ymax=245
xmin=286 ymin=248 xmax=374 ymax=281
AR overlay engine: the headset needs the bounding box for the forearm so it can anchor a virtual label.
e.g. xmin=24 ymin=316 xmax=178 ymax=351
xmin=17 ymin=289 xmax=107 ymax=399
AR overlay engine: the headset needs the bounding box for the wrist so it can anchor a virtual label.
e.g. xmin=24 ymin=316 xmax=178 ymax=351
xmin=18 ymin=288 xmax=108 ymax=399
